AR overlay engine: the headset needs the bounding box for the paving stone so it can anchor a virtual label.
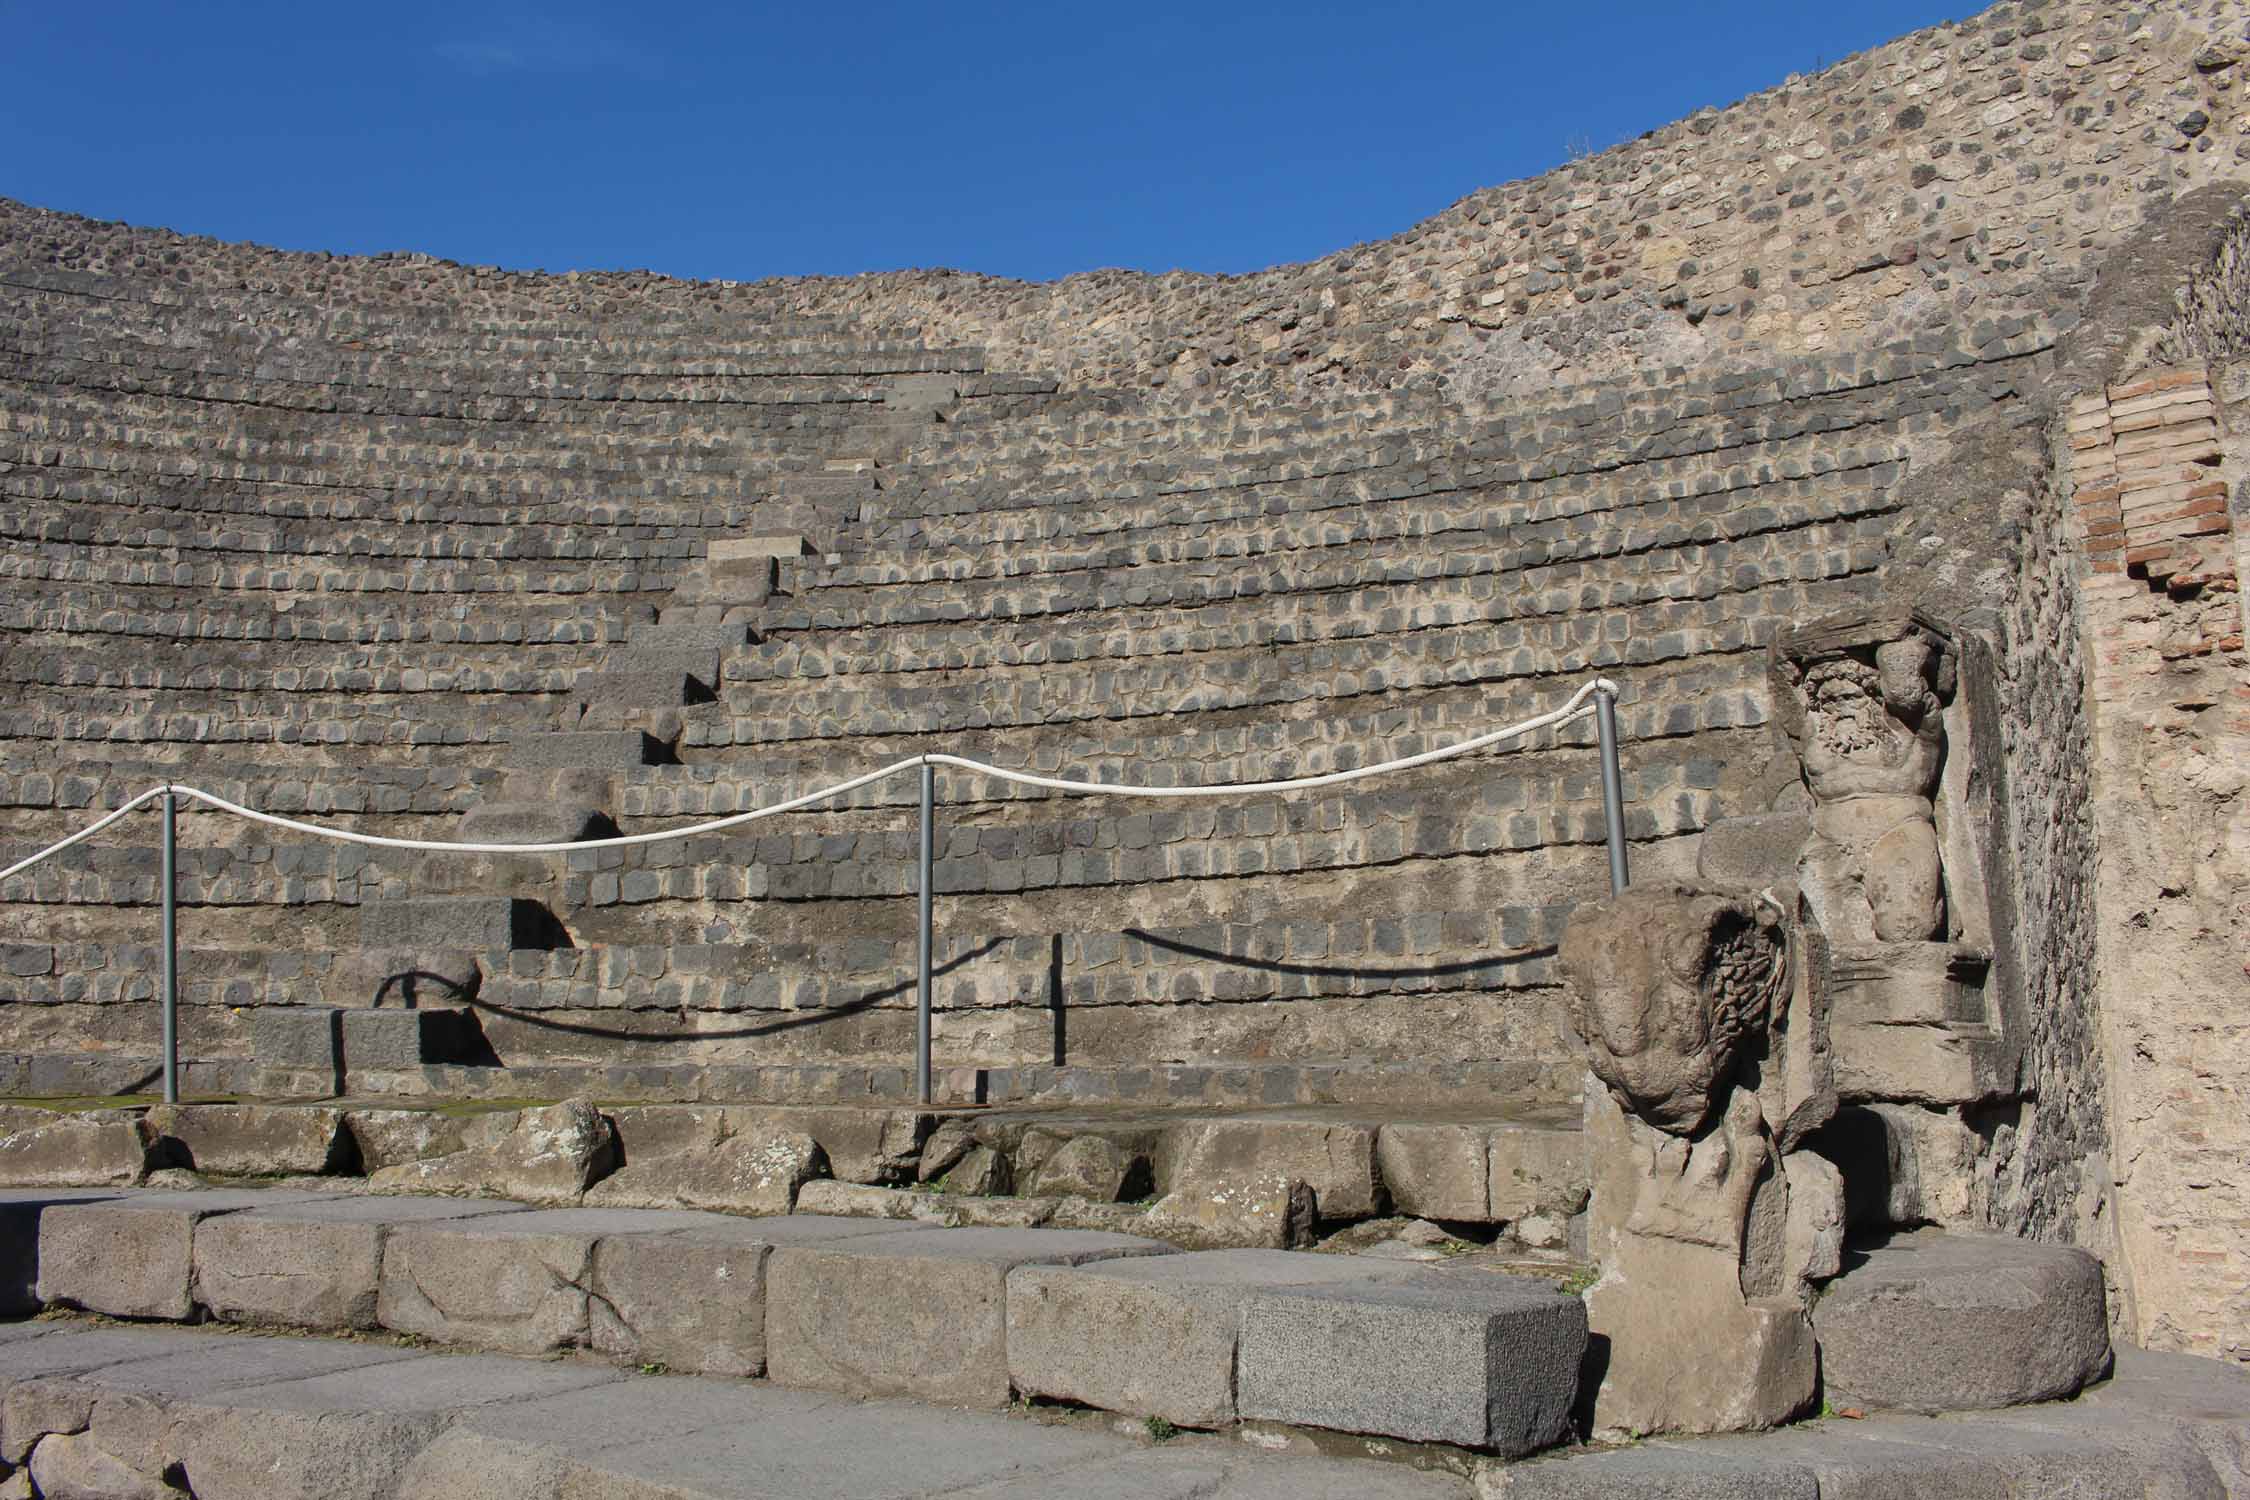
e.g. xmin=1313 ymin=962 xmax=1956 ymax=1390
xmin=1475 ymin=1442 xmax=1820 ymax=1498
xmin=1006 ymin=1248 xmax=1433 ymax=1428
xmin=192 ymin=1194 xmax=528 ymax=1330
xmin=36 ymin=1190 xmax=327 ymax=1320
xmin=765 ymin=1226 xmax=1175 ymax=1407
xmin=1237 ymin=1273 xmax=1586 ymax=1453
xmin=1812 ymin=1230 xmax=2111 ymax=1412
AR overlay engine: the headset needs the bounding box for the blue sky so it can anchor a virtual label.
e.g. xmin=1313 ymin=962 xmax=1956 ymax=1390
xmin=3 ymin=2 xmax=1960 ymax=283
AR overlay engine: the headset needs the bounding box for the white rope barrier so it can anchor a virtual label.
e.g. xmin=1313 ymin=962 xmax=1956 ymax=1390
xmin=0 ymin=677 xmax=1619 ymax=877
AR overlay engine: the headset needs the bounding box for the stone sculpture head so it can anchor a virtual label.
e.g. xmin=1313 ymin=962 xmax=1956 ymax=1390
xmin=1559 ymin=882 xmax=1790 ymax=1135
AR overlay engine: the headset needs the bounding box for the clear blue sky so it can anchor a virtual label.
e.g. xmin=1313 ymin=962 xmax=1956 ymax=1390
xmin=3 ymin=1 xmax=1962 ymax=284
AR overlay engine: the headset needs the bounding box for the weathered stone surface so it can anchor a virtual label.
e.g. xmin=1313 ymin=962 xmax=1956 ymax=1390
xmin=376 ymin=1206 xmax=732 ymax=1355
xmin=193 ymin=1195 xmax=527 ymax=1330
xmin=0 ymin=1188 xmax=130 ymax=1315
xmin=586 ymin=1124 xmax=825 ymax=1214
xmin=1377 ymin=1121 xmax=1587 ymax=1227
xmin=1007 ymin=1249 xmax=1430 ymax=1428
xmin=1559 ymin=883 xmax=1791 ymax=1135
xmin=0 ymin=1108 xmax=154 ymax=1189
xmin=357 ymin=896 xmax=558 ymax=951
xmin=1813 ymin=1229 xmax=2112 ymax=1412
xmin=343 ymin=1109 xmax=466 ymax=1172
xmin=587 ymin=1213 xmax=925 ymax=1377
xmin=368 ymin=1099 xmax=617 ymax=1203
xmin=1695 ymin=812 xmax=1813 ymax=901
xmin=934 ymin=1144 xmax=1011 ymax=1197
xmin=1022 ymin=1134 xmax=1143 ymax=1202
xmin=509 ymin=729 xmax=667 ymax=770
xmin=144 ymin=1104 xmax=346 ymax=1178
xmin=26 ymin=1430 xmax=179 ymax=1500
xmin=1237 ymin=1272 xmax=1587 ymax=1453
xmin=765 ymin=1226 xmax=1173 ymax=1406
xmin=38 ymin=1191 xmax=325 ymax=1320
xmin=1157 ymin=1118 xmax=1379 ymax=1220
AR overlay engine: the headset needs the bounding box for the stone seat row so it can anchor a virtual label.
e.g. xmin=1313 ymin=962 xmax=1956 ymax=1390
xmin=13 ymin=1189 xmax=1586 ymax=1451
xmin=0 ymin=896 xmax=1577 ymax=1013
xmin=811 ymin=461 xmax=1902 ymax=594
xmin=0 ymin=755 xmax=1688 ymax=914
xmin=1 ymin=507 xmax=724 ymax=563
xmin=758 ymin=493 xmax=1896 ymax=640
xmin=1 ymin=465 xmax=810 ymax=527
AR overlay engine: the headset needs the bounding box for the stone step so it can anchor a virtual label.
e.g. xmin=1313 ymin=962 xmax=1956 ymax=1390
xmin=6 ymin=1185 xmax=1586 ymax=1452
xmin=0 ymin=1099 xmax=1588 ymax=1238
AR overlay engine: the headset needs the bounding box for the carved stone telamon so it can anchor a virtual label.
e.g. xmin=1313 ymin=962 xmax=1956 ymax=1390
xmin=1770 ymin=614 xmax=1956 ymax=947
xmin=1560 ymin=882 xmax=1839 ymax=1437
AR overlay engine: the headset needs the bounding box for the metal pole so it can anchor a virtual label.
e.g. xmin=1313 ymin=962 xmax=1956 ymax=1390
xmin=160 ymin=786 xmax=180 ymax=1104
xmin=916 ymin=760 xmax=935 ymax=1107
xmin=1593 ymin=687 xmax=1631 ymax=898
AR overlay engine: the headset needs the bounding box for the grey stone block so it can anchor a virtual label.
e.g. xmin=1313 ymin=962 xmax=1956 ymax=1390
xmin=38 ymin=1190 xmax=327 ymax=1320
xmin=0 ymin=1106 xmax=154 ymax=1189
xmin=1695 ymin=811 xmax=1812 ymax=895
xmin=709 ymin=536 xmax=812 ymax=562
xmin=194 ymin=1195 xmax=528 ymax=1331
xmin=1006 ymin=1248 xmax=1432 ymax=1428
xmin=456 ymin=801 xmax=611 ymax=845
xmin=341 ymin=1008 xmax=474 ymax=1071
xmin=0 ymin=1187 xmax=133 ymax=1315
xmin=1812 ymin=1230 xmax=2111 ymax=1412
xmin=357 ymin=896 xmax=558 ymax=952
xmin=1237 ymin=1273 xmax=1586 ymax=1453
xmin=508 ymin=729 xmax=668 ymax=769
xmin=766 ymin=1226 xmax=1174 ymax=1407
xmin=248 ymin=1008 xmax=342 ymax=1074
xmin=144 ymin=1103 xmax=348 ymax=1177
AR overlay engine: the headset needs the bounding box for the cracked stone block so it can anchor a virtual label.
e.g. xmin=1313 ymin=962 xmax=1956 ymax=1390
xmin=765 ymin=1226 xmax=1174 ymax=1407
xmin=193 ymin=1195 xmax=529 ymax=1331
xmin=38 ymin=1191 xmax=328 ymax=1320
xmin=376 ymin=1207 xmax=736 ymax=1356
xmin=1006 ymin=1249 xmax=1435 ymax=1429
xmin=587 ymin=1213 xmax=933 ymax=1377
xmin=1812 ymin=1230 xmax=2112 ymax=1412
xmin=1236 ymin=1272 xmax=1587 ymax=1453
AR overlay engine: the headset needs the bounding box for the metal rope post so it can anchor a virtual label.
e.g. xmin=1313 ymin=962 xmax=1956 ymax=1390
xmin=160 ymin=785 xmax=180 ymax=1104
xmin=1593 ymin=684 xmax=1630 ymax=897
xmin=916 ymin=760 xmax=935 ymax=1107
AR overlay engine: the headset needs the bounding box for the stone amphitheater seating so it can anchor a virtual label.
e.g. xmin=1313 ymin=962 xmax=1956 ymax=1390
xmin=6 ymin=0 xmax=2250 ymax=1472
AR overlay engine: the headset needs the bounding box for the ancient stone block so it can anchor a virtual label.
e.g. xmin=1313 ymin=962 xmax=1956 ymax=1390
xmin=508 ymin=729 xmax=669 ymax=770
xmin=342 ymin=1109 xmax=465 ymax=1172
xmin=38 ymin=1191 xmax=325 ymax=1320
xmin=194 ymin=1195 xmax=527 ymax=1330
xmin=587 ymin=1213 xmax=926 ymax=1377
xmin=357 ymin=897 xmax=557 ymax=952
xmin=248 ymin=1008 xmax=341 ymax=1073
xmin=144 ymin=1104 xmax=347 ymax=1178
xmin=765 ymin=1226 xmax=1173 ymax=1407
xmin=1236 ymin=1273 xmax=1586 ymax=1453
xmin=0 ymin=1188 xmax=133 ymax=1315
xmin=340 ymin=1009 xmax=472 ymax=1072
xmin=1022 ymin=1135 xmax=1142 ymax=1202
xmin=0 ymin=1107 xmax=154 ymax=1189
xmin=368 ymin=1098 xmax=617 ymax=1204
xmin=583 ymin=1127 xmax=824 ymax=1214
xmin=377 ymin=1206 xmax=727 ymax=1355
xmin=1006 ymin=1249 xmax=1430 ymax=1429
xmin=1812 ymin=1230 xmax=2111 ymax=1412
